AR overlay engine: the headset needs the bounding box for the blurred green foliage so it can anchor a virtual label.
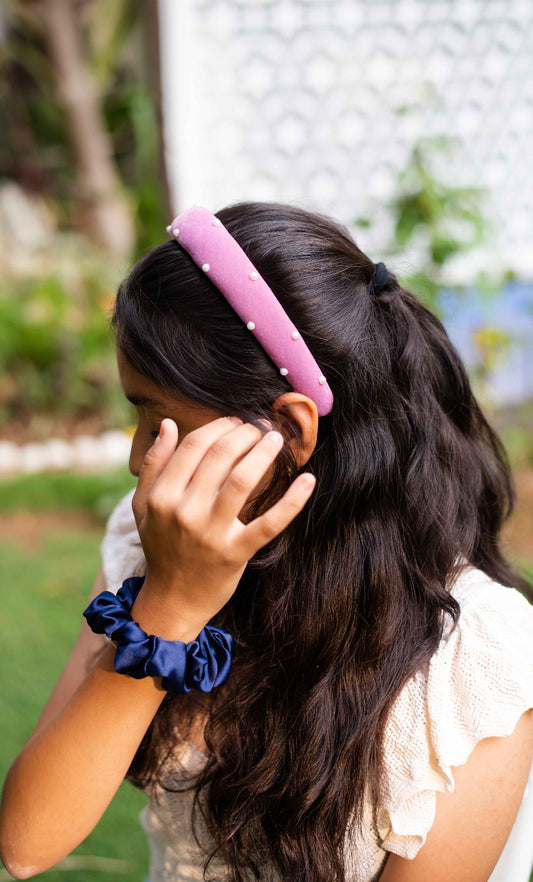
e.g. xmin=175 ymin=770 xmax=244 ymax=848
xmin=0 ymin=0 xmax=167 ymax=433
xmin=1 ymin=0 xmax=166 ymax=255
xmin=354 ymin=136 xmax=533 ymax=468
xmin=498 ymin=402 xmax=533 ymax=471
xmin=355 ymin=136 xmax=514 ymax=316
xmin=0 ymin=249 xmax=131 ymax=432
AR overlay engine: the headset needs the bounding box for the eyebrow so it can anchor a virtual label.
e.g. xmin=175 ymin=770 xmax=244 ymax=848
xmin=124 ymin=393 xmax=168 ymax=409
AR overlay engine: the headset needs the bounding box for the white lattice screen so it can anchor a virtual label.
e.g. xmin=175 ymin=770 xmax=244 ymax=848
xmin=159 ymin=0 xmax=533 ymax=281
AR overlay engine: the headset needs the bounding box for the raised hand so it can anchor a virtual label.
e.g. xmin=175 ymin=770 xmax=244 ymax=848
xmin=131 ymin=417 xmax=316 ymax=634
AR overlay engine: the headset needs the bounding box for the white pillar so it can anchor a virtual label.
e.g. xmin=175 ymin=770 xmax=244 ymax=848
xmin=158 ymin=0 xmax=206 ymax=212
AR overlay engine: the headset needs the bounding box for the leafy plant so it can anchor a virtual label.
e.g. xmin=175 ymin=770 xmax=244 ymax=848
xmin=0 ymin=243 xmax=131 ymax=433
xmin=355 ymin=136 xmax=513 ymax=316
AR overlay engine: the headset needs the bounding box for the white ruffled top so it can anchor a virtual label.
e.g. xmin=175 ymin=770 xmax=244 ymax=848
xmin=102 ymin=491 xmax=533 ymax=882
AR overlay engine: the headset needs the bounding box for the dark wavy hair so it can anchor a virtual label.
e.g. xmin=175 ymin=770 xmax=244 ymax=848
xmin=113 ymin=201 xmax=529 ymax=882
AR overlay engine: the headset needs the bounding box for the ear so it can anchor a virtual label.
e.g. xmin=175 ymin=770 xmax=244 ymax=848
xmin=271 ymin=392 xmax=319 ymax=468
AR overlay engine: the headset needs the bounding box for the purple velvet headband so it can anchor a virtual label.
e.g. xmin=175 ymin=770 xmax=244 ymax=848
xmin=166 ymin=206 xmax=334 ymax=416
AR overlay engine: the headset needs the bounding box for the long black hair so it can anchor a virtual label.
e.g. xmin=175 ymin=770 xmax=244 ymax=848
xmin=113 ymin=201 xmax=529 ymax=881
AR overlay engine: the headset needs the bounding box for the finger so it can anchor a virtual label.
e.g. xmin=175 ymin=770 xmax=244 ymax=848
xmin=210 ymin=430 xmax=285 ymax=522
xmin=132 ymin=418 xmax=178 ymax=525
xmin=152 ymin=416 xmax=243 ymax=498
xmin=237 ymin=473 xmax=316 ymax=557
xmin=182 ymin=422 xmax=267 ymax=505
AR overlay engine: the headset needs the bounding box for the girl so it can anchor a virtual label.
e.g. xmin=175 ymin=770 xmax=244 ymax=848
xmin=1 ymin=201 xmax=532 ymax=882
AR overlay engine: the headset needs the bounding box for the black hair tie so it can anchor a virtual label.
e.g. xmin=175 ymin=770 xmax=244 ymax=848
xmin=372 ymin=261 xmax=390 ymax=294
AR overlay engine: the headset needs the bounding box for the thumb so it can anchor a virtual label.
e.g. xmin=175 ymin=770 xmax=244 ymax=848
xmin=132 ymin=419 xmax=178 ymax=528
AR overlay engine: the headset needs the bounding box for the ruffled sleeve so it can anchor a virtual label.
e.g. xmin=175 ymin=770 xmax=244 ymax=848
xmin=100 ymin=489 xmax=146 ymax=593
xmin=376 ymin=567 xmax=533 ymax=859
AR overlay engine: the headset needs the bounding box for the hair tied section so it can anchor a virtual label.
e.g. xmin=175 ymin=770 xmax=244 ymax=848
xmin=371 ymin=261 xmax=390 ymax=294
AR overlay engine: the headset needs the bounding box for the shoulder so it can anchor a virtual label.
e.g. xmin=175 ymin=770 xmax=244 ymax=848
xmin=100 ymin=489 xmax=145 ymax=593
xmin=447 ymin=562 xmax=533 ymax=628
xmin=430 ymin=566 xmax=533 ymax=751
xmin=377 ymin=565 xmax=533 ymax=860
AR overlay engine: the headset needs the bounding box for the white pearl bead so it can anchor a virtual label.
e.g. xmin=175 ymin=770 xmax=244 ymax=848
xmin=249 ymin=271 xmax=259 ymax=280
xmin=202 ymin=263 xmax=210 ymax=272
xmin=280 ymin=368 xmax=289 ymax=376
xmin=166 ymin=225 xmax=171 ymax=233
xmin=212 ymin=218 xmax=222 ymax=226
xmin=173 ymin=228 xmax=180 ymax=238
xmin=291 ymin=330 xmax=300 ymax=340
xmin=247 ymin=321 xmax=256 ymax=330
xmin=318 ymin=375 xmax=326 ymax=385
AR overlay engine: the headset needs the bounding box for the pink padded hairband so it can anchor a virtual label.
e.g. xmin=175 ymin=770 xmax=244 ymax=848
xmin=166 ymin=206 xmax=334 ymax=416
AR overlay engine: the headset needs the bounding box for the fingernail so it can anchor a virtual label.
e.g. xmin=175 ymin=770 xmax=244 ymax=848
xmin=266 ymin=430 xmax=284 ymax=447
xmin=258 ymin=419 xmax=274 ymax=431
xmin=229 ymin=416 xmax=243 ymax=426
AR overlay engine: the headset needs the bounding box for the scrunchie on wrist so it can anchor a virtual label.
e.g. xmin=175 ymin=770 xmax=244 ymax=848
xmin=83 ymin=576 xmax=233 ymax=694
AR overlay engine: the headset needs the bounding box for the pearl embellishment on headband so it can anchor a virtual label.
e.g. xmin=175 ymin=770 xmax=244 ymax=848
xmin=166 ymin=225 xmax=172 ymax=233
xmin=166 ymin=206 xmax=334 ymax=416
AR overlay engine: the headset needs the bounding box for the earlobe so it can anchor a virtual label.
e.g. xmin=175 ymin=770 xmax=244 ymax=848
xmin=271 ymin=392 xmax=319 ymax=467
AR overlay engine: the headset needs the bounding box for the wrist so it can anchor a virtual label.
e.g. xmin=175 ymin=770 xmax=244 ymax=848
xmin=131 ymin=576 xmax=210 ymax=643
xmin=83 ymin=578 xmax=234 ymax=694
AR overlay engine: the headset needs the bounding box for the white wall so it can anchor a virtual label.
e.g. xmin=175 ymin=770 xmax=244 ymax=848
xmin=159 ymin=0 xmax=533 ymax=282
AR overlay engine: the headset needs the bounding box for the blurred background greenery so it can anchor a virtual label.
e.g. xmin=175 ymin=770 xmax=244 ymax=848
xmin=1 ymin=0 xmax=165 ymax=442
xmin=0 ymin=2 xmax=158 ymax=878
xmin=0 ymin=1 xmax=532 ymax=881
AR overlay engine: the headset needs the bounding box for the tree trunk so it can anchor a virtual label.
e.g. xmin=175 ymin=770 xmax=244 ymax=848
xmin=38 ymin=0 xmax=135 ymax=258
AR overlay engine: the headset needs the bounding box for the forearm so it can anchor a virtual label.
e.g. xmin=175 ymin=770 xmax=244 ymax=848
xmin=0 ymin=585 xmax=204 ymax=879
xmin=0 ymin=644 xmax=162 ymax=877
xmin=32 ymin=630 xmax=107 ymax=736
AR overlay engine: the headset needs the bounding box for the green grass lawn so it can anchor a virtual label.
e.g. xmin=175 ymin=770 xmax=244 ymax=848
xmin=0 ymin=468 xmax=135 ymax=521
xmin=0 ymin=519 xmax=149 ymax=882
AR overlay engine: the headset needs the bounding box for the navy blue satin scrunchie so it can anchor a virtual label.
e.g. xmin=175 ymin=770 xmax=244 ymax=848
xmin=83 ymin=576 xmax=233 ymax=693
